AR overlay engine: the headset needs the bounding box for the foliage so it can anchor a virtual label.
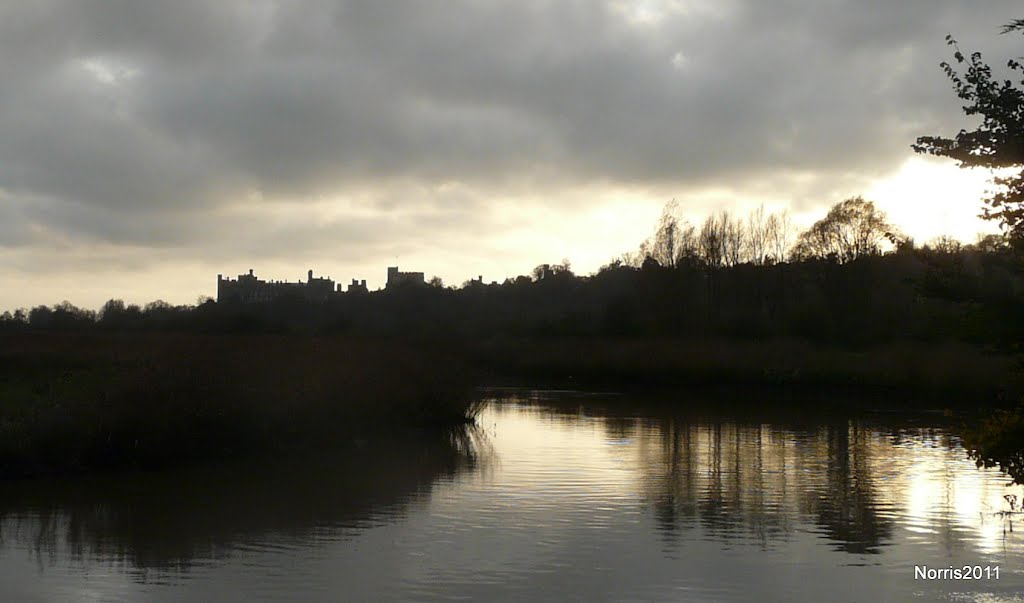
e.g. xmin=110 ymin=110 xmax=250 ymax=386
xmin=972 ymin=232 xmax=1012 ymax=253
xmin=913 ymin=25 xmax=1024 ymax=242
xmin=962 ymin=405 xmax=1024 ymax=485
xmin=792 ymin=197 xmax=899 ymax=263
xmin=1002 ymin=19 xmax=1024 ymax=35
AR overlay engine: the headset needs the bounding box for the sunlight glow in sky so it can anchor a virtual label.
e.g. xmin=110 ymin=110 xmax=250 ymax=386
xmin=868 ymin=157 xmax=998 ymax=245
xmin=0 ymin=1 xmax=1021 ymax=309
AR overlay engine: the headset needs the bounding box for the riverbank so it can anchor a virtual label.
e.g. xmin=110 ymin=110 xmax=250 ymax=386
xmin=2 ymin=333 xmax=1018 ymax=478
xmin=472 ymin=337 xmax=1022 ymax=405
xmin=0 ymin=333 xmax=480 ymax=478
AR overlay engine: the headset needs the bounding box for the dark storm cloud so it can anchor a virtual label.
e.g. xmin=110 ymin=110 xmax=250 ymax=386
xmin=0 ymin=0 xmax=1020 ymax=250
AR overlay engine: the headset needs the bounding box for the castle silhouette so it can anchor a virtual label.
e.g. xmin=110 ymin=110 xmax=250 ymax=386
xmin=217 ymin=267 xmax=425 ymax=303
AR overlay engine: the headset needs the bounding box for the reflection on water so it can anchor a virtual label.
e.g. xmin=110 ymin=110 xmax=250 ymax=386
xmin=1 ymin=391 xmax=1022 ymax=601
xmin=642 ymin=415 xmax=897 ymax=555
xmin=0 ymin=427 xmax=484 ymax=600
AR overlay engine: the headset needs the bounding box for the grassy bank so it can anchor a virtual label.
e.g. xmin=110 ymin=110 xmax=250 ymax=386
xmin=0 ymin=333 xmax=480 ymax=478
xmin=472 ymin=337 xmax=1021 ymax=403
xmin=2 ymin=332 xmax=1019 ymax=478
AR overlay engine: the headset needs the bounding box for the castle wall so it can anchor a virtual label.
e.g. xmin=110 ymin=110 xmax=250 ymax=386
xmin=217 ymin=269 xmax=340 ymax=304
xmin=386 ymin=266 xmax=425 ymax=288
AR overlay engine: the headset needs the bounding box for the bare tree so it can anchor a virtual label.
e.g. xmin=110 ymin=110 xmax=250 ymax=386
xmin=677 ymin=222 xmax=700 ymax=265
xmin=639 ymin=199 xmax=699 ymax=268
xmin=652 ymin=200 xmax=680 ymax=267
xmin=634 ymin=201 xmax=794 ymax=268
xmin=699 ymin=213 xmax=726 ymax=268
xmin=746 ymin=205 xmax=769 ymax=265
xmin=620 ymin=249 xmax=646 ymax=268
xmin=697 ymin=210 xmax=746 ymax=267
xmin=926 ymin=235 xmax=962 ymax=254
xmin=765 ymin=210 xmax=793 ymax=263
xmin=721 ymin=211 xmax=745 ymax=267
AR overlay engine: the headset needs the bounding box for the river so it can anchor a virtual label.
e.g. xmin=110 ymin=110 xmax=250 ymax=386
xmin=0 ymin=390 xmax=1021 ymax=601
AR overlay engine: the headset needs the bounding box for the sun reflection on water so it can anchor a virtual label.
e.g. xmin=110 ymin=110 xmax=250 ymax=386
xmin=476 ymin=395 xmax=1024 ymax=562
xmin=2 ymin=392 xmax=1023 ymax=601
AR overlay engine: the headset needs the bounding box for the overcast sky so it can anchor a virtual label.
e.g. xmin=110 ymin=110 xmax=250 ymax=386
xmin=1 ymin=1 xmax=1021 ymax=309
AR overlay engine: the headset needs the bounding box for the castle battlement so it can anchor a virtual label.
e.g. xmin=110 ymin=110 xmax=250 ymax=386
xmin=217 ymin=268 xmax=341 ymax=304
xmin=217 ymin=265 xmax=427 ymax=303
xmin=386 ymin=266 xmax=425 ymax=288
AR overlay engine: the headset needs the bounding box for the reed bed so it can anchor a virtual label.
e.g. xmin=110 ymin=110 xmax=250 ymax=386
xmin=0 ymin=333 xmax=478 ymax=477
xmin=474 ymin=336 xmax=1019 ymax=401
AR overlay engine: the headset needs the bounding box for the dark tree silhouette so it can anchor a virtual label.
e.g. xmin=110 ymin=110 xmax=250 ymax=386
xmin=28 ymin=305 xmax=53 ymax=328
xmin=793 ymin=197 xmax=898 ymax=263
xmin=698 ymin=211 xmax=730 ymax=268
xmin=971 ymin=232 xmax=1012 ymax=252
xmin=643 ymin=199 xmax=699 ymax=268
xmin=962 ymin=405 xmax=1024 ymax=485
xmin=913 ymin=22 xmax=1024 ymax=242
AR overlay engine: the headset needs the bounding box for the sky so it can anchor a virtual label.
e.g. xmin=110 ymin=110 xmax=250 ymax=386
xmin=1 ymin=1 xmax=1021 ymax=310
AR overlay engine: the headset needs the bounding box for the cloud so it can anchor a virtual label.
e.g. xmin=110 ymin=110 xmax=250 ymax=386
xmin=0 ymin=0 xmax=1021 ymax=303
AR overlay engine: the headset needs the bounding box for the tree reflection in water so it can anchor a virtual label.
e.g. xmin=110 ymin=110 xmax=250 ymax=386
xmin=642 ymin=417 xmax=891 ymax=554
xmin=806 ymin=422 xmax=891 ymax=554
xmin=0 ymin=425 xmax=487 ymax=574
xmin=2 ymin=392 xmax=1016 ymax=596
xmin=510 ymin=394 xmax=969 ymax=556
xmin=962 ymin=405 xmax=1024 ymax=486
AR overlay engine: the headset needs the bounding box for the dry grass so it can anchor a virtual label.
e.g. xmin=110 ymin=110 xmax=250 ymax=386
xmin=0 ymin=333 xmax=478 ymax=477
xmin=1 ymin=332 xmax=1016 ymax=477
xmin=477 ymin=336 xmax=1020 ymax=399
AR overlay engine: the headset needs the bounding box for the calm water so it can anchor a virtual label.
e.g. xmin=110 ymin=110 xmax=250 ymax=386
xmin=1 ymin=390 xmax=1023 ymax=602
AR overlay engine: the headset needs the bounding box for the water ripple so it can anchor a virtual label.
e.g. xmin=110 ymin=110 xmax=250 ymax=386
xmin=0 ymin=395 xmax=1022 ymax=601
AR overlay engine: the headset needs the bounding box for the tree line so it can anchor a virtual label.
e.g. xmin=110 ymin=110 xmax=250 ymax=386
xmin=1 ymin=201 xmax=1019 ymax=348
xmin=3 ymin=18 xmax=1023 ymax=350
